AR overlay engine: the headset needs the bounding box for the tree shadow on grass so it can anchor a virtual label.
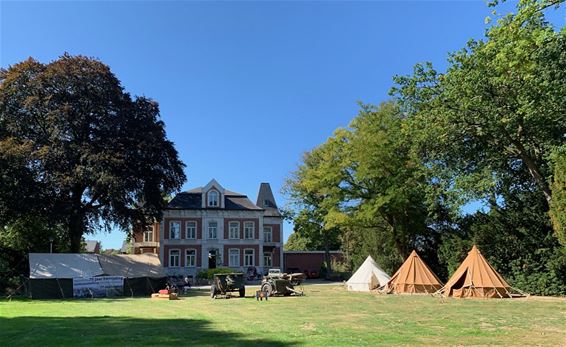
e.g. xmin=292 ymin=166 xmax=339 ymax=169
xmin=0 ymin=316 xmax=300 ymax=346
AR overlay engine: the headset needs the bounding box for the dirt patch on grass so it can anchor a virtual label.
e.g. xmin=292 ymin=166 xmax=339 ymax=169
xmin=302 ymin=322 xmax=316 ymax=331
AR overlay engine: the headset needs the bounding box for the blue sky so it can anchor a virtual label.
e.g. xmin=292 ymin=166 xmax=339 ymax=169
xmin=1 ymin=1 xmax=562 ymax=249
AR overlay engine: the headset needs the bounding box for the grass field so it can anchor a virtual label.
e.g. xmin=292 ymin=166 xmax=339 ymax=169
xmin=1 ymin=283 xmax=565 ymax=346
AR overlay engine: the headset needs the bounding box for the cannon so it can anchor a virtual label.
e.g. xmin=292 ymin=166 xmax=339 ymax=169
xmin=210 ymin=273 xmax=245 ymax=299
xmin=260 ymin=272 xmax=305 ymax=297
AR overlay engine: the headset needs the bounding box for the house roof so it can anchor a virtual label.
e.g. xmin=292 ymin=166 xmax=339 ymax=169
xmin=168 ymin=180 xmax=282 ymax=215
xmin=167 ymin=191 xmax=263 ymax=211
xmin=256 ymin=182 xmax=282 ymax=217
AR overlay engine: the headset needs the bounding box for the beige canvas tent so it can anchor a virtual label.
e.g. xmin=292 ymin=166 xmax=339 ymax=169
xmin=442 ymin=245 xmax=512 ymax=298
xmin=346 ymin=255 xmax=390 ymax=292
xmin=385 ymin=250 xmax=443 ymax=294
xmin=97 ymin=254 xmax=166 ymax=278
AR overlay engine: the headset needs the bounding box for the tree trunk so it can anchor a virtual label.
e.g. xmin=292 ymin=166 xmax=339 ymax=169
xmin=69 ymin=211 xmax=85 ymax=253
xmin=517 ymin=149 xmax=552 ymax=204
xmin=505 ymin=131 xmax=552 ymax=205
xmin=324 ymin=236 xmax=332 ymax=280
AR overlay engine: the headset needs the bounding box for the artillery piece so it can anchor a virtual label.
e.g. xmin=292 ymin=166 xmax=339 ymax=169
xmin=210 ymin=273 xmax=245 ymax=299
xmin=260 ymin=271 xmax=305 ymax=297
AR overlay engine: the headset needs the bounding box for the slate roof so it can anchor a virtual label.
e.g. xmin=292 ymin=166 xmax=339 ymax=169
xmin=167 ymin=190 xmax=263 ymax=211
xmin=256 ymin=183 xmax=282 ymax=217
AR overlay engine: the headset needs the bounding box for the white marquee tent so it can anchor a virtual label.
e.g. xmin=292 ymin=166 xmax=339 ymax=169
xmin=346 ymin=255 xmax=391 ymax=292
xmin=29 ymin=253 xmax=104 ymax=279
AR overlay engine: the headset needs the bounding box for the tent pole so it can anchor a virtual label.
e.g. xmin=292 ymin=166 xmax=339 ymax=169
xmin=56 ymin=278 xmax=65 ymax=298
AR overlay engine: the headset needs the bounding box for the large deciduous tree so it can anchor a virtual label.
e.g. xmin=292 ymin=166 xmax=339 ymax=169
xmin=391 ymin=0 xmax=565 ymax=211
xmin=285 ymin=102 xmax=438 ymax=275
xmin=0 ymin=54 xmax=186 ymax=252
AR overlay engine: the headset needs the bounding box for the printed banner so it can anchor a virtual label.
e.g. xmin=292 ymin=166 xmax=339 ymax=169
xmin=73 ymin=276 xmax=124 ymax=298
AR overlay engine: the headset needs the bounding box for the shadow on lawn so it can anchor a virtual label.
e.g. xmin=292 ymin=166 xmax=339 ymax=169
xmin=0 ymin=316 xmax=299 ymax=346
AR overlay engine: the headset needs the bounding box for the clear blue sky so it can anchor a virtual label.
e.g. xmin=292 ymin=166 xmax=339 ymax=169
xmin=1 ymin=1 xmax=562 ymax=249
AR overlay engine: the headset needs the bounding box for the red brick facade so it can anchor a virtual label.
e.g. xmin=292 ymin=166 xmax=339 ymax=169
xmin=163 ymin=218 xmax=203 ymax=239
xmin=163 ymin=244 xmax=203 ymax=268
xmin=223 ymin=218 xmax=259 ymax=240
xmin=133 ymin=222 xmax=160 ymax=255
xmin=223 ymin=244 xmax=260 ymax=266
xmin=264 ymin=224 xmax=281 ymax=243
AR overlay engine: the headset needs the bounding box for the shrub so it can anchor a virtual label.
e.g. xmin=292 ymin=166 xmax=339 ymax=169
xmin=196 ymin=267 xmax=234 ymax=280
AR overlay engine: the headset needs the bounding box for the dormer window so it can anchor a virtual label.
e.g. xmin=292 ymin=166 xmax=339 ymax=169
xmin=208 ymin=190 xmax=219 ymax=207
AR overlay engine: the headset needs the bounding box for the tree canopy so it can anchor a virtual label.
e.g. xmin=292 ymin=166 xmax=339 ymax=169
xmin=0 ymin=54 xmax=186 ymax=252
xmin=284 ymin=0 xmax=566 ymax=294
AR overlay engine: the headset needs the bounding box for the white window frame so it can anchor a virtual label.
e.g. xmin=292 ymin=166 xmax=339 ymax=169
xmin=170 ymin=221 xmax=181 ymax=239
xmin=144 ymin=225 xmax=154 ymax=242
xmin=229 ymin=221 xmax=240 ymax=239
xmin=169 ymin=249 xmax=180 ymax=267
xmin=229 ymin=248 xmax=240 ymax=267
xmin=263 ymin=226 xmax=272 ymax=242
xmin=186 ymin=221 xmax=197 ymax=239
xmin=208 ymin=221 xmax=218 ymax=239
xmin=263 ymin=252 xmax=272 ymax=267
xmin=208 ymin=190 xmax=219 ymax=207
xmin=185 ymin=249 xmax=196 ymax=268
xmin=244 ymin=221 xmax=254 ymax=239
xmin=244 ymin=248 xmax=254 ymax=266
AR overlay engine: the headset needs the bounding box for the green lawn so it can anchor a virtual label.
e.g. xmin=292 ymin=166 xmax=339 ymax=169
xmin=1 ymin=284 xmax=565 ymax=346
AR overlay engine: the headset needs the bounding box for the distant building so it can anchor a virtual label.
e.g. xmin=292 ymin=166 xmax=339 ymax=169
xmin=284 ymin=251 xmax=344 ymax=274
xmin=84 ymin=240 xmax=101 ymax=254
xmin=132 ymin=179 xmax=284 ymax=276
xmin=120 ymin=241 xmax=131 ymax=254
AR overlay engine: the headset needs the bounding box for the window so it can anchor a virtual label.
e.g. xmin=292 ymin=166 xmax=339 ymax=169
xmin=229 ymin=249 xmax=240 ymax=267
xmin=186 ymin=221 xmax=196 ymax=239
xmin=264 ymin=252 xmax=272 ymax=267
xmin=244 ymin=222 xmax=254 ymax=239
xmin=185 ymin=249 xmax=196 ymax=267
xmin=229 ymin=221 xmax=240 ymax=239
xmin=263 ymin=226 xmax=272 ymax=242
xmin=144 ymin=225 xmax=154 ymax=242
xmin=244 ymin=249 xmax=254 ymax=266
xmin=208 ymin=190 xmax=219 ymax=207
xmin=169 ymin=250 xmax=180 ymax=267
xmin=208 ymin=221 xmax=218 ymax=239
xmin=170 ymin=221 xmax=181 ymax=239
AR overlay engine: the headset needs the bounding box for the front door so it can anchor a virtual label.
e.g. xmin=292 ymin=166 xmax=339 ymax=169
xmin=208 ymin=249 xmax=217 ymax=269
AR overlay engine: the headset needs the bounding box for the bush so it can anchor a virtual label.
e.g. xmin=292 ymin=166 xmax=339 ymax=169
xmin=196 ymin=267 xmax=234 ymax=280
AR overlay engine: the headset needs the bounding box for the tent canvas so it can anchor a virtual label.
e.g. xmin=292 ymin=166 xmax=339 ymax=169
xmin=98 ymin=254 xmax=167 ymax=278
xmin=441 ymin=245 xmax=512 ymax=298
xmin=98 ymin=254 xmax=167 ymax=296
xmin=385 ymin=250 xmax=443 ymax=294
xmin=347 ymin=255 xmax=390 ymax=292
xmin=29 ymin=253 xmax=104 ymax=279
xmin=28 ymin=253 xmax=167 ymax=298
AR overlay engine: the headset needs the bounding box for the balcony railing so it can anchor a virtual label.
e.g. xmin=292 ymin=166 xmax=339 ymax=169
xmin=134 ymin=241 xmax=159 ymax=247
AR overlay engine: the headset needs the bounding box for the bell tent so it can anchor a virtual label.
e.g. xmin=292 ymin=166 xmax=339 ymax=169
xmin=346 ymin=255 xmax=390 ymax=292
xmin=441 ymin=245 xmax=512 ymax=298
xmin=385 ymin=250 xmax=443 ymax=294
